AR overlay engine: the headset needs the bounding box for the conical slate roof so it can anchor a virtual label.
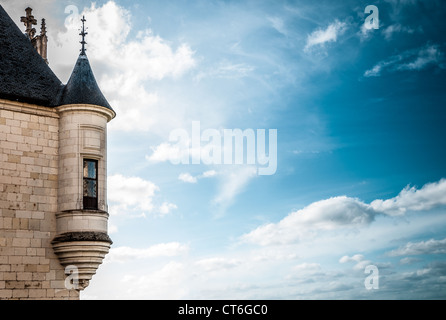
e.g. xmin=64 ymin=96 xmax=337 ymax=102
xmin=0 ymin=4 xmax=113 ymax=112
xmin=60 ymin=53 xmax=113 ymax=111
xmin=0 ymin=5 xmax=63 ymax=107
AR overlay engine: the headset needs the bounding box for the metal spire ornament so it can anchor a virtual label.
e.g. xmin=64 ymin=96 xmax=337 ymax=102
xmin=80 ymin=16 xmax=88 ymax=55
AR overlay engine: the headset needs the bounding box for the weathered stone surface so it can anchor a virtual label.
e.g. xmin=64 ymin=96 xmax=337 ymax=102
xmin=51 ymin=232 xmax=112 ymax=245
xmin=0 ymin=101 xmax=78 ymax=300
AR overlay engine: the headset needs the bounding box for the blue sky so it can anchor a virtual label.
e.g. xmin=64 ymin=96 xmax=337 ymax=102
xmin=3 ymin=0 xmax=446 ymax=299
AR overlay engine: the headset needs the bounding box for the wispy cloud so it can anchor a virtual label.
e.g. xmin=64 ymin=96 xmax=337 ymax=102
xmin=304 ymin=20 xmax=348 ymax=52
xmin=388 ymin=238 xmax=446 ymax=256
xmin=146 ymin=137 xmax=206 ymax=165
xmin=268 ymin=16 xmax=288 ymax=36
xmin=178 ymin=170 xmax=218 ymax=184
xmin=146 ymin=141 xmax=189 ymax=164
xmin=339 ymin=254 xmax=373 ymax=270
xmin=383 ymin=24 xmax=420 ymax=40
xmin=178 ymin=172 xmax=198 ymax=184
xmin=364 ymin=44 xmax=444 ymax=77
xmin=194 ymin=61 xmax=255 ymax=82
xmin=398 ymin=45 xmax=444 ymax=71
xmin=212 ymin=166 xmax=257 ymax=215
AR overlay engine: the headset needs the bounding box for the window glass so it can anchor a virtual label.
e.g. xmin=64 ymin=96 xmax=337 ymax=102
xmin=83 ymin=159 xmax=98 ymax=210
xmin=83 ymin=160 xmax=97 ymax=179
xmin=83 ymin=179 xmax=97 ymax=198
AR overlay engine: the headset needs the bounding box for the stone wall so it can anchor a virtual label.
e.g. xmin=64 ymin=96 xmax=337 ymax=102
xmin=0 ymin=99 xmax=79 ymax=300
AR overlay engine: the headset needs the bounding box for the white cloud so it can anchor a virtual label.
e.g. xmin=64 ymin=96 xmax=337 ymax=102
xmin=339 ymin=254 xmax=372 ymax=270
xmin=388 ymin=238 xmax=446 ymax=256
xmin=107 ymin=242 xmax=189 ymax=262
xmin=242 ymin=196 xmax=376 ymax=246
xmin=108 ymin=174 xmax=176 ymax=217
xmin=108 ymin=174 xmax=159 ymax=213
xmin=242 ymin=179 xmax=446 ymax=246
xmin=370 ymin=179 xmax=446 ymax=215
xmin=146 ymin=142 xmax=187 ymax=164
xmin=304 ymin=20 xmax=347 ymax=52
xmin=363 ymin=63 xmax=385 ymax=77
xmin=383 ymin=24 xmax=417 ymax=40
xmin=398 ymin=45 xmax=443 ymax=71
xmin=49 ymin=1 xmax=196 ymax=134
xmin=178 ymin=173 xmax=198 ymax=184
xmin=339 ymin=254 xmax=364 ymax=264
xmin=178 ymin=170 xmax=218 ymax=183
xmin=85 ymin=199 xmax=446 ymax=300
xmin=159 ymin=202 xmax=178 ymax=215
xmin=364 ymin=44 xmax=444 ymax=77
xmin=74 ymin=2 xmax=195 ymax=81
xmin=202 ymin=170 xmax=217 ymax=178
xmin=146 ymin=138 xmax=201 ymax=165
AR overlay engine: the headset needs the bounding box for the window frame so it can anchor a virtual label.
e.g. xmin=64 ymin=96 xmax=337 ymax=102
xmin=83 ymin=158 xmax=98 ymax=210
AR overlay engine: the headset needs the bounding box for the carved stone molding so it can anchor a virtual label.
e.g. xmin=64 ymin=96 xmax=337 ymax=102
xmin=52 ymin=232 xmax=112 ymax=291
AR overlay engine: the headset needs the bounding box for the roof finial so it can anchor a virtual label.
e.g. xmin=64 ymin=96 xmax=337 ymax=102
xmin=80 ymin=15 xmax=88 ymax=55
xmin=21 ymin=7 xmax=37 ymax=40
xmin=40 ymin=18 xmax=47 ymax=36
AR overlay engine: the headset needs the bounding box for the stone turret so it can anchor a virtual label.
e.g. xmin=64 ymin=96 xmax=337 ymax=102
xmin=51 ymin=16 xmax=116 ymax=290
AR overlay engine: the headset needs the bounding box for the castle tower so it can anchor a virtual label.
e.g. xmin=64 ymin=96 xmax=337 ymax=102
xmin=0 ymin=6 xmax=115 ymax=299
xmin=51 ymin=16 xmax=115 ymax=291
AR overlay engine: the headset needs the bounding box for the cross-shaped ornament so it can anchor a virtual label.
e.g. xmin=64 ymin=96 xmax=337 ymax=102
xmin=20 ymin=7 xmax=37 ymax=40
xmin=80 ymin=16 xmax=88 ymax=55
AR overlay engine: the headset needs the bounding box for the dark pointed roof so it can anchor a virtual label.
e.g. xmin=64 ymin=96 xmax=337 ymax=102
xmin=0 ymin=5 xmax=63 ymax=107
xmin=0 ymin=4 xmax=114 ymax=113
xmin=60 ymin=53 xmax=113 ymax=111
